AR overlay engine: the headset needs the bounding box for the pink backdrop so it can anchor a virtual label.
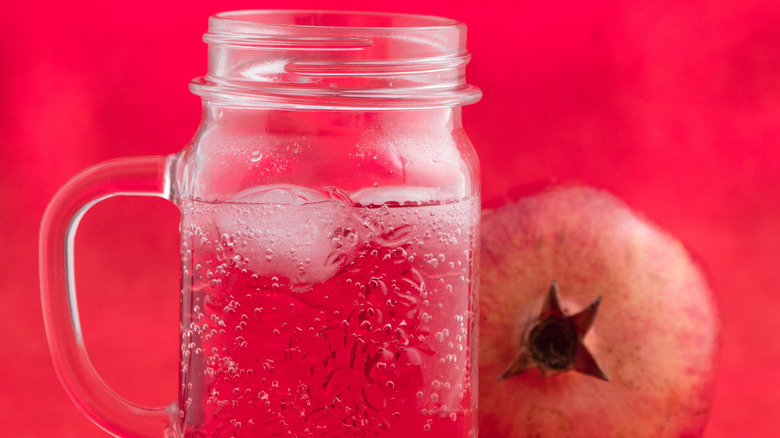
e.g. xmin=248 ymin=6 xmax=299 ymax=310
xmin=2 ymin=0 xmax=779 ymax=436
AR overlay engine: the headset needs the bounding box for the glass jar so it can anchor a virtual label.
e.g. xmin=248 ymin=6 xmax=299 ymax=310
xmin=41 ymin=10 xmax=481 ymax=437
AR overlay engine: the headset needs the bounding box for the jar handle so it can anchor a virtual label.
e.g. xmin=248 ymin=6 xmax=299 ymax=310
xmin=40 ymin=156 xmax=179 ymax=437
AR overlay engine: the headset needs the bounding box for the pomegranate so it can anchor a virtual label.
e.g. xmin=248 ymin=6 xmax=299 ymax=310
xmin=478 ymin=185 xmax=719 ymax=437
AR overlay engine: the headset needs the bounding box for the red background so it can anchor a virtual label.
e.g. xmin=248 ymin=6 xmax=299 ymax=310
xmin=2 ymin=0 xmax=779 ymax=436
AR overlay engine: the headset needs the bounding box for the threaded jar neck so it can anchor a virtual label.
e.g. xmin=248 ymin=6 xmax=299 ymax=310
xmin=190 ymin=10 xmax=482 ymax=109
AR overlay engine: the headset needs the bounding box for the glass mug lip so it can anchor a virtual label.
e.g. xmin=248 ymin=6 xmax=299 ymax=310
xmin=193 ymin=9 xmax=482 ymax=110
xmin=209 ymin=9 xmax=466 ymax=31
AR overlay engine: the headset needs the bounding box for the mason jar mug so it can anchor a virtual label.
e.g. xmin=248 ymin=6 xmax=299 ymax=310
xmin=40 ymin=10 xmax=482 ymax=438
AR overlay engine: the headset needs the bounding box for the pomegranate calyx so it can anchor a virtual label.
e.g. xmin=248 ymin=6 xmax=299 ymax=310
xmin=498 ymin=281 xmax=609 ymax=382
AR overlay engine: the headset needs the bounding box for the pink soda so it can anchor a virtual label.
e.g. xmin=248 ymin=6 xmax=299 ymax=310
xmin=178 ymin=187 xmax=478 ymax=437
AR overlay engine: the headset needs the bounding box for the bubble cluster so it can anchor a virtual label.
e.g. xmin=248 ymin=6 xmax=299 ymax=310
xmin=178 ymin=194 xmax=478 ymax=436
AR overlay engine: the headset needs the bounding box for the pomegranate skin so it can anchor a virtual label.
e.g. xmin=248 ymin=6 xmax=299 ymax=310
xmin=478 ymin=185 xmax=719 ymax=438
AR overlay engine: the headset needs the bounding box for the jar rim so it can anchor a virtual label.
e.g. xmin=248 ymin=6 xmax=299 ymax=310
xmin=194 ymin=10 xmax=481 ymax=109
xmin=210 ymin=10 xmax=465 ymax=32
